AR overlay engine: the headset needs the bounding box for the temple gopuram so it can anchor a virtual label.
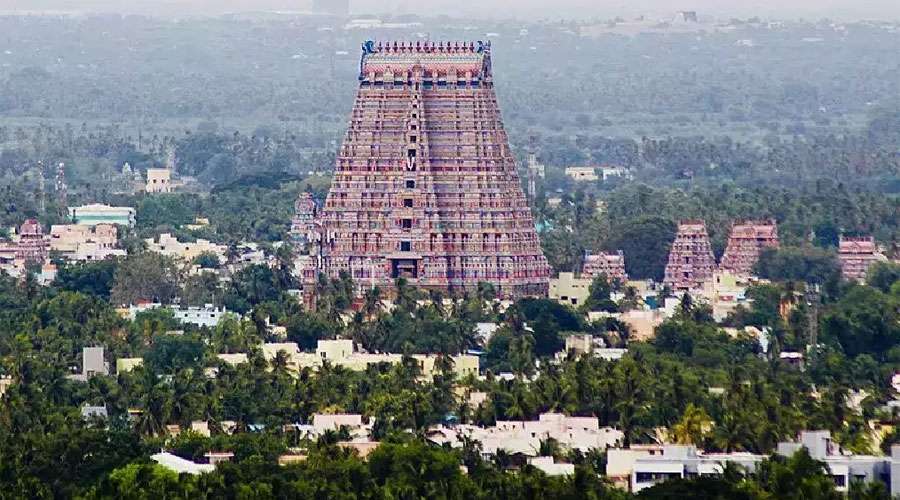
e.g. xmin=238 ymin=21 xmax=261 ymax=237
xmin=664 ymin=220 xmax=716 ymax=291
xmin=719 ymin=219 xmax=779 ymax=276
xmin=16 ymin=218 xmax=49 ymax=264
xmin=838 ymin=236 xmax=886 ymax=282
xmin=582 ymin=252 xmax=628 ymax=283
xmin=313 ymin=41 xmax=550 ymax=298
xmin=290 ymin=192 xmax=318 ymax=246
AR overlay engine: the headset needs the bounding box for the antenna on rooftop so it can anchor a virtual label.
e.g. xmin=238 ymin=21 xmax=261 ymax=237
xmin=37 ymin=161 xmax=46 ymax=215
xmin=56 ymin=162 xmax=67 ymax=217
xmin=805 ymin=284 xmax=820 ymax=364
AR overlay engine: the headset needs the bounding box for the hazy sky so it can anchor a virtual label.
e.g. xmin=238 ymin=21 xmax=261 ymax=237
xmin=3 ymin=0 xmax=900 ymax=20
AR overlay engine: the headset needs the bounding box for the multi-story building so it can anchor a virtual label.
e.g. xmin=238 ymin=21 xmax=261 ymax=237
xmin=549 ymin=272 xmax=592 ymax=307
xmin=428 ymin=413 xmax=624 ymax=457
xmin=697 ymin=271 xmax=750 ymax=322
xmin=173 ymin=305 xmax=230 ymax=328
xmin=145 ymin=168 xmax=173 ymax=193
xmin=564 ymin=166 xmax=599 ymax=182
xmin=145 ymin=233 xmax=227 ymax=263
xmin=556 ymin=334 xmax=627 ymax=361
xmin=582 ymin=251 xmax=628 ymax=283
xmin=664 ymin=220 xmax=716 ymax=291
xmin=256 ymin=339 xmax=479 ymax=379
xmin=49 ymin=224 xmax=124 ymax=261
xmin=68 ymin=346 xmax=109 ymax=382
xmin=618 ymin=431 xmax=898 ymax=494
xmin=315 ymin=41 xmax=550 ymax=298
xmin=839 ymin=236 xmax=886 ymax=282
xmin=599 ymin=165 xmax=631 ymax=181
xmin=68 ymin=203 xmax=136 ymax=227
xmin=719 ymin=219 xmax=779 ymax=276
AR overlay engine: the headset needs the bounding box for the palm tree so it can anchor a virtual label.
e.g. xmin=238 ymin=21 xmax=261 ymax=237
xmin=509 ymin=334 xmax=535 ymax=377
xmin=493 ymin=449 xmax=513 ymax=470
xmin=135 ymin=384 xmax=171 ymax=437
xmin=362 ymin=286 xmax=382 ymax=319
xmin=538 ymin=437 xmax=563 ymax=460
xmin=672 ymin=403 xmax=713 ymax=445
xmin=316 ymin=428 xmax=339 ymax=449
xmin=394 ymin=278 xmax=415 ymax=311
xmin=271 ymin=350 xmax=292 ymax=377
xmin=170 ymin=370 xmax=202 ymax=425
xmin=614 ymin=359 xmax=646 ymax=447
xmin=711 ymin=405 xmax=747 ymax=453
xmin=505 ymin=382 xmax=533 ymax=420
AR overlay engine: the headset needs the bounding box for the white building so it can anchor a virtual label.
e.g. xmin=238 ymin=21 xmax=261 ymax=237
xmin=151 ymin=452 xmax=215 ymax=475
xmin=620 ymin=431 xmax=898 ymax=493
xmin=565 ymin=167 xmax=599 ymax=182
xmin=49 ymin=224 xmax=124 ymax=261
xmin=312 ymin=414 xmax=366 ymax=432
xmin=68 ymin=346 xmax=109 ymax=382
xmin=429 ymin=413 xmax=623 ymax=458
xmin=68 ymin=204 xmax=136 ymax=227
xmin=145 ymin=233 xmax=227 ymax=263
xmin=629 ymin=444 xmax=764 ymax=492
xmin=256 ymin=340 xmax=479 ymax=379
xmin=599 ymin=165 xmax=632 ymax=181
xmin=173 ymin=305 xmax=229 ymax=328
xmin=556 ymin=334 xmax=627 ymax=362
xmin=475 ymin=323 xmax=500 ymax=344
xmin=528 ymin=456 xmax=575 ymax=476
xmin=280 ymin=413 xmax=373 ymax=442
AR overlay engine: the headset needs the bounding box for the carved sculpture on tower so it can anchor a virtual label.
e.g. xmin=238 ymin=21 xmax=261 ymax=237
xmin=315 ymin=41 xmax=550 ymax=298
xmin=720 ymin=219 xmax=779 ymax=276
xmin=664 ymin=220 xmax=716 ymax=291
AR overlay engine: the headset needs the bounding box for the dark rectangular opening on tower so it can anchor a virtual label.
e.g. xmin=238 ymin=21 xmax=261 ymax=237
xmin=403 ymin=198 xmax=414 ymax=208
xmin=400 ymin=241 xmax=411 ymax=252
xmin=391 ymin=259 xmax=418 ymax=279
xmin=401 ymin=219 xmax=412 ymax=229
xmin=406 ymin=180 xmax=415 ymax=189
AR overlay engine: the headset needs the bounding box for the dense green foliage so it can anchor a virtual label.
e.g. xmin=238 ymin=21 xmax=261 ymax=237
xmin=2 ymin=258 xmax=900 ymax=497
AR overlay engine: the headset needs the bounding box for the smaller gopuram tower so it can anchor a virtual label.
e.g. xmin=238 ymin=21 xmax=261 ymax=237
xmin=582 ymin=251 xmax=628 ymax=283
xmin=838 ymin=236 xmax=885 ymax=282
xmin=16 ymin=219 xmax=49 ymax=264
xmin=290 ymin=192 xmax=318 ymax=248
xmin=720 ymin=219 xmax=779 ymax=276
xmin=664 ymin=220 xmax=716 ymax=290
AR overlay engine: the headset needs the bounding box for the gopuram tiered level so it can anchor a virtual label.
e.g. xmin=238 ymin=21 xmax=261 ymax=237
xmin=313 ymin=41 xmax=550 ymax=298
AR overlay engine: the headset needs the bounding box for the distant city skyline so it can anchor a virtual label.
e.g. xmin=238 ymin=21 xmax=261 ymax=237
xmin=3 ymin=0 xmax=900 ymax=20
